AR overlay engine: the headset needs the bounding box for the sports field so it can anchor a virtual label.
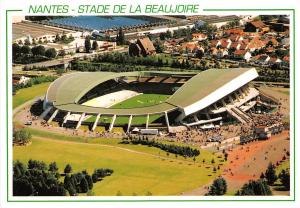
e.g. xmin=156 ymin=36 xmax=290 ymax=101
xmin=110 ymin=93 xmax=170 ymax=109
xmin=13 ymin=82 xmax=51 ymax=109
xmin=85 ymin=93 xmax=170 ymax=125
xmin=13 ymin=133 xmax=224 ymax=196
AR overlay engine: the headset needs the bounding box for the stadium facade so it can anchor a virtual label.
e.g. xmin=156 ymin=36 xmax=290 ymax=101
xmin=41 ymin=68 xmax=266 ymax=132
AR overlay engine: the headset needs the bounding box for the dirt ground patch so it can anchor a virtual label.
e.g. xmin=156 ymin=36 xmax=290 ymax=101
xmin=222 ymin=130 xmax=290 ymax=194
xmin=181 ymin=131 xmax=290 ymax=196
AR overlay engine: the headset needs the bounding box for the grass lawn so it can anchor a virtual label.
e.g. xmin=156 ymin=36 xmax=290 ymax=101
xmin=272 ymin=88 xmax=290 ymax=96
xmin=14 ymin=136 xmax=223 ymax=196
xmin=84 ymin=93 xmax=169 ymax=125
xmin=13 ymin=82 xmax=51 ymax=109
xmin=110 ymin=94 xmax=170 ymax=109
xmin=26 ymin=127 xmax=222 ymax=163
xmin=275 ymin=159 xmax=290 ymax=175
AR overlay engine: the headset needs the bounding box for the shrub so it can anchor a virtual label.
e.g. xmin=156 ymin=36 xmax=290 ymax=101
xmin=236 ymin=179 xmax=272 ymax=196
xmin=206 ymin=177 xmax=227 ymax=195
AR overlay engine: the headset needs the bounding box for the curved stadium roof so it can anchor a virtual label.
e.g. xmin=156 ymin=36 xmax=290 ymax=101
xmin=45 ymin=68 xmax=258 ymax=116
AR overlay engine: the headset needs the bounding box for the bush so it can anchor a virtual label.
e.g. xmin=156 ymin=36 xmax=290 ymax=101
xmin=278 ymin=169 xmax=290 ymax=190
xmin=91 ymin=168 xmax=113 ymax=182
xmin=45 ymin=48 xmax=57 ymax=59
xmin=206 ymin=177 xmax=227 ymax=195
xmin=124 ymin=137 xmax=200 ymax=158
xmin=13 ymin=128 xmax=32 ymax=144
xmin=64 ymin=164 xmax=72 ymax=174
xmin=31 ymin=45 xmax=46 ymax=57
xmin=236 ymin=179 xmax=272 ymax=196
xmin=265 ymin=162 xmax=277 ymax=185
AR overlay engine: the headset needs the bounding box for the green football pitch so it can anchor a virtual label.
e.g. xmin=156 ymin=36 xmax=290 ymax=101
xmin=110 ymin=93 xmax=170 ymax=109
xmin=85 ymin=93 xmax=170 ymax=125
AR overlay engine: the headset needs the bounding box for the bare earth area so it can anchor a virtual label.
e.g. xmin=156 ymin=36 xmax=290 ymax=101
xmin=182 ymin=131 xmax=290 ymax=196
xmin=222 ymin=130 xmax=290 ymax=194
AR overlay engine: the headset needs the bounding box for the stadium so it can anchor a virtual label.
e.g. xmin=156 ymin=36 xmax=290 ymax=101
xmin=40 ymin=68 xmax=271 ymax=133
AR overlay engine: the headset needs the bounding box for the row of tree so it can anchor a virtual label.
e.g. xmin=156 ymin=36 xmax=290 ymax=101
xmin=12 ymin=43 xmax=57 ymax=64
xmin=54 ymin=33 xmax=75 ymax=44
xmin=92 ymin=52 xmax=206 ymax=70
xmin=13 ymin=160 xmax=113 ymax=196
xmin=122 ymin=137 xmax=200 ymax=158
xmin=71 ymin=61 xmax=154 ymax=72
xmin=13 ymin=76 xmax=57 ymax=94
xmin=94 ymin=52 xmax=169 ymax=67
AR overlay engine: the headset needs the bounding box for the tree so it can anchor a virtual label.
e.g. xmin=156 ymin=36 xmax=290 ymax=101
xmin=116 ymin=28 xmax=125 ymax=45
xmin=85 ymin=174 xmax=93 ymax=190
xmin=195 ymin=49 xmax=204 ymax=59
xmin=154 ymin=40 xmax=164 ymax=53
xmin=31 ymin=45 xmax=46 ymax=57
xmin=12 ymin=43 xmax=21 ymax=58
xmin=80 ymin=177 xmax=89 ymax=193
xmin=32 ymin=39 xmax=37 ymax=45
xmin=92 ymin=40 xmax=99 ymax=50
xmin=278 ymin=169 xmax=290 ymax=190
xmin=20 ymin=45 xmax=31 ymax=55
xmin=24 ymin=38 xmax=31 ymax=45
xmin=159 ymin=32 xmax=166 ymax=40
xmin=13 ymin=161 xmax=26 ymax=178
xmin=265 ymin=162 xmax=277 ymax=185
xmin=13 ymin=128 xmax=32 ymax=144
xmin=49 ymin=162 xmax=59 ymax=172
xmin=45 ymin=48 xmax=57 ymax=59
xmin=236 ymin=179 xmax=272 ymax=196
xmin=28 ymin=159 xmax=47 ymax=170
xmin=55 ymin=33 xmax=61 ymax=42
xmin=64 ymin=164 xmax=72 ymax=174
xmin=13 ymin=177 xmax=34 ymax=196
xmin=84 ymin=36 xmax=91 ymax=53
xmin=165 ymin=30 xmax=172 ymax=38
xmin=207 ymin=177 xmax=227 ymax=195
xmin=267 ymin=40 xmax=274 ymax=47
xmin=64 ymin=175 xmax=76 ymax=196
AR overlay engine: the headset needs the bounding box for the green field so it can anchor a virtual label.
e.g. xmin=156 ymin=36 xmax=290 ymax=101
xmin=13 ymin=82 xmax=51 ymax=109
xmin=85 ymin=93 xmax=169 ymax=125
xmin=275 ymin=159 xmax=290 ymax=175
xmin=13 ymin=132 xmax=223 ymax=196
xmin=110 ymin=93 xmax=170 ymax=109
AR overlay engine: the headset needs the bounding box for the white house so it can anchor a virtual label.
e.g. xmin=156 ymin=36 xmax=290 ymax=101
xmin=234 ymin=50 xmax=252 ymax=62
